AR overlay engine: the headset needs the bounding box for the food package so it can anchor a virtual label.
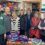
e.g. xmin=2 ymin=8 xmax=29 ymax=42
xmin=7 ymin=31 xmax=20 ymax=41
xmin=15 ymin=41 xmax=21 ymax=45
xmin=28 ymin=41 xmax=32 ymax=45
xmin=19 ymin=35 xmax=28 ymax=42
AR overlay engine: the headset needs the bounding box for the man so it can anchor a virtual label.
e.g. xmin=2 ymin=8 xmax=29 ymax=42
xmin=0 ymin=4 xmax=6 ymax=45
xmin=19 ymin=9 xmax=26 ymax=35
xmin=3 ymin=7 xmax=11 ymax=42
xmin=4 ymin=7 xmax=11 ymax=32
xmin=25 ymin=8 xmax=32 ymax=37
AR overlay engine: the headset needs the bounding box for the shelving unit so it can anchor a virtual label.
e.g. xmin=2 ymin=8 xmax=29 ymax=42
xmin=1 ymin=0 xmax=20 ymax=15
xmin=0 ymin=0 xmax=41 ymax=15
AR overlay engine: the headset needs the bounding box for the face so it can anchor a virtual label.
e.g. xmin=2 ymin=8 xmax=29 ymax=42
xmin=27 ymin=10 xmax=31 ymax=13
xmin=12 ymin=11 xmax=17 ymax=17
xmin=5 ymin=7 xmax=10 ymax=14
xmin=20 ymin=9 xmax=24 ymax=16
xmin=27 ymin=9 xmax=31 ymax=15
xmin=34 ymin=12 xmax=39 ymax=18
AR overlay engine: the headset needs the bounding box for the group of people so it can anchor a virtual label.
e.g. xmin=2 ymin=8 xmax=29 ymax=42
xmin=0 ymin=4 xmax=45 ymax=45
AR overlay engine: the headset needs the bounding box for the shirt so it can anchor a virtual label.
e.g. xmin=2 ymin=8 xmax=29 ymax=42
xmin=31 ymin=17 xmax=40 ymax=27
xmin=11 ymin=17 xmax=20 ymax=31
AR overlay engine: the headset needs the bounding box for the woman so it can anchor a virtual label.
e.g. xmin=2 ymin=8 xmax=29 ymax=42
xmin=38 ymin=12 xmax=45 ymax=42
xmin=30 ymin=11 xmax=40 ymax=38
xmin=11 ymin=11 xmax=20 ymax=33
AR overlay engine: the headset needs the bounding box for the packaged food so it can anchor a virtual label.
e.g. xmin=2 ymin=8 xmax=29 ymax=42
xmin=28 ymin=41 xmax=32 ymax=45
xmin=19 ymin=35 xmax=28 ymax=42
xmin=7 ymin=31 xmax=19 ymax=41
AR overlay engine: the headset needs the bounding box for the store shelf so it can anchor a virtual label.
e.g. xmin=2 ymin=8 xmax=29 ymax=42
xmin=23 ymin=0 xmax=41 ymax=3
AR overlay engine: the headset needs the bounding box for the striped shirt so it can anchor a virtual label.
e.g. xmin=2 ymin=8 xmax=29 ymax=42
xmin=11 ymin=17 xmax=20 ymax=31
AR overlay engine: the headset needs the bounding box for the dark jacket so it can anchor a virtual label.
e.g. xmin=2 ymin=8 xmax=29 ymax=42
xmin=40 ymin=19 xmax=45 ymax=27
xmin=25 ymin=13 xmax=32 ymax=31
xmin=4 ymin=14 xmax=11 ymax=32
xmin=40 ymin=19 xmax=45 ymax=36
xmin=20 ymin=15 xmax=26 ymax=30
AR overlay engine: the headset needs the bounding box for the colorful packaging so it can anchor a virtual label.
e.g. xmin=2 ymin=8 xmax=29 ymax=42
xmin=7 ymin=31 xmax=20 ymax=41
xmin=19 ymin=35 xmax=28 ymax=42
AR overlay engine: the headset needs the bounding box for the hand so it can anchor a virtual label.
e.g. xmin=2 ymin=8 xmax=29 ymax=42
xmin=43 ymin=27 xmax=45 ymax=30
xmin=31 ymin=27 xmax=34 ymax=29
xmin=4 ymin=34 xmax=6 ymax=39
xmin=38 ymin=25 xmax=42 ymax=29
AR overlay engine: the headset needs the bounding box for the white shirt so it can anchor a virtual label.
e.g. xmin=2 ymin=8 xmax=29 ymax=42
xmin=11 ymin=17 xmax=20 ymax=31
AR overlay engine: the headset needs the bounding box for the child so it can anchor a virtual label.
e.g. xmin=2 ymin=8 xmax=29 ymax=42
xmin=30 ymin=11 xmax=40 ymax=38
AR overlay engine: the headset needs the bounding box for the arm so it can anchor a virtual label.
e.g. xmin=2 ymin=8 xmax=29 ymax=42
xmin=38 ymin=21 xmax=45 ymax=30
xmin=38 ymin=21 xmax=42 ymax=29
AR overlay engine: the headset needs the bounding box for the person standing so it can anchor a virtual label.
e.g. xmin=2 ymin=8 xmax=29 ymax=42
xmin=38 ymin=12 xmax=45 ymax=42
xmin=19 ymin=9 xmax=26 ymax=35
xmin=11 ymin=11 xmax=20 ymax=32
xmin=30 ymin=11 xmax=40 ymax=38
xmin=4 ymin=7 xmax=11 ymax=33
xmin=25 ymin=8 xmax=32 ymax=37
xmin=0 ymin=4 xmax=6 ymax=45
xmin=3 ymin=7 xmax=11 ymax=43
